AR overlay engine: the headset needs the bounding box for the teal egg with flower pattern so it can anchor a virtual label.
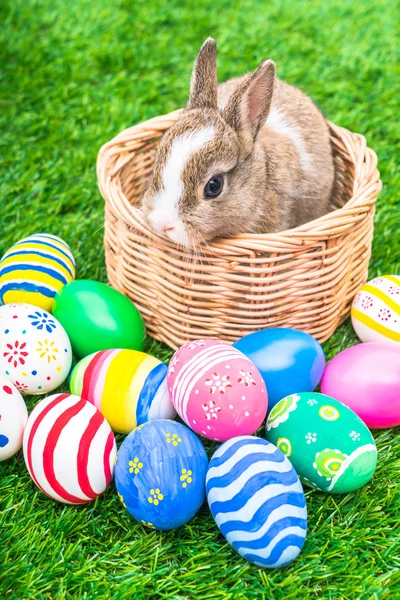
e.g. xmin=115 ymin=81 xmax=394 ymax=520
xmin=265 ymin=392 xmax=377 ymax=493
xmin=115 ymin=419 xmax=208 ymax=530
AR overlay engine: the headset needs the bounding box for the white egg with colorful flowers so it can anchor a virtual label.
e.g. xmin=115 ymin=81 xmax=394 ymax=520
xmin=0 ymin=303 xmax=72 ymax=394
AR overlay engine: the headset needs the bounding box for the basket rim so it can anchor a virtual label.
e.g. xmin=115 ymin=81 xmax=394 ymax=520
xmin=97 ymin=110 xmax=382 ymax=251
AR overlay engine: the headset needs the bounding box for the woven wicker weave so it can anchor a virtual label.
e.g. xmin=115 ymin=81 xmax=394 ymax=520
xmin=97 ymin=109 xmax=381 ymax=350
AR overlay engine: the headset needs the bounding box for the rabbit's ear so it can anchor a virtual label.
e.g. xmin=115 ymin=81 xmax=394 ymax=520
xmin=187 ymin=38 xmax=218 ymax=110
xmin=223 ymin=60 xmax=276 ymax=141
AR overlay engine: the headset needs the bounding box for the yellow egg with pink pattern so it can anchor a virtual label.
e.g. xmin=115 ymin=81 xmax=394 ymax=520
xmin=351 ymin=275 xmax=400 ymax=345
xmin=167 ymin=339 xmax=268 ymax=442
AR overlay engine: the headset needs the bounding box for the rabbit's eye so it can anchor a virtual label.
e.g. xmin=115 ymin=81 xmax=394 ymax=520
xmin=204 ymin=175 xmax=224 ymax=199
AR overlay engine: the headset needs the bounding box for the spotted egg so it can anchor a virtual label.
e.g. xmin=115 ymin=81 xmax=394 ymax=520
xmin=351 ymin=275 xmax=400 ymax=345
xmin=0 ymin=375 xmax=28 ymax=461
xmin=266 ymin=392 xmax=377 ymax=493
xmin=167 ymin=339 xmax=268 ymax=442
xmin=0 ymin=303 xmax=72 ymax=394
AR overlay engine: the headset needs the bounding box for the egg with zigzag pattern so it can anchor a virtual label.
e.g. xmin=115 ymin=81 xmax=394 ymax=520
xmin=206 ymin=436 xmax=307 ymax=569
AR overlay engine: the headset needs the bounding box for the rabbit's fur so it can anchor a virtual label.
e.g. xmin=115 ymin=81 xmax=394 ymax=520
xmin=142 ymin=38 xmax=335 ymax=247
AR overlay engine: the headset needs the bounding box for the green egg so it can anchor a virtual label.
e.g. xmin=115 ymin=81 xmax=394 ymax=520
xmin=266 ymin=392 xmax=377 ymax=494
xmin=53 ymin=280 xmax=145 ymax=359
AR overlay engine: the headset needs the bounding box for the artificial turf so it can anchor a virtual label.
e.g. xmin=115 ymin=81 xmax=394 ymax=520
xmin=1 ymin=0 xmax=400 ymax=597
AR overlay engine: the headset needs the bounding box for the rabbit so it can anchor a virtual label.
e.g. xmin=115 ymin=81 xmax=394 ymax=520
xmin=142 ymin=38 xmax=335 ymax=247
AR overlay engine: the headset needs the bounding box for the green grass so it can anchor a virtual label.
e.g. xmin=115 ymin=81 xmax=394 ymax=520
xmin=1 ymin=0 xmax=400 ymax=598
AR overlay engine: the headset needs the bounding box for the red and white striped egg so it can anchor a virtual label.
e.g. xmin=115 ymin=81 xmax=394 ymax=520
xmin=23 ymin=393 xmax=116 ymax=504
xmin=167 ymin=339 xmax=268 ymax=442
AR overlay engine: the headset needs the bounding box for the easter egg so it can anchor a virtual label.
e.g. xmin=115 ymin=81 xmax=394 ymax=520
xmin=266 ymin=392 xmax=377 ymax=493
xmin=23 ymin=393 xmax=116 ymax=504
xmin=115 ymin=419 xmax=208 ymax=530
xmin=351 ymin=275 xmax=400 ymax=345
xmin=234 ymin=328 xmax=325 ymax=410
xmin=53 ymin=280 xmax=145 ymax=359
xmin=0 ymin=375 xmax=28 ymax=461
xmin=0 ymin=303 xmax=72 ymax=394
xmin=206 ymin=436 xmax=307 ymax=568
xmin=321 ymin=343 xmax=400 ymax=429
xmin=70 ymin=349 xmax=176 ymax=434
xmin=167 ymin=339 xmax=268 ymax=442
xmin=0 ymin=233 xmax=75 ymax=312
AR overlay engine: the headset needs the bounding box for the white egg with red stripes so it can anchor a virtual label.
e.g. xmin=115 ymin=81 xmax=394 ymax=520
xmin=23 ymin=393 xmax=116 ymax=504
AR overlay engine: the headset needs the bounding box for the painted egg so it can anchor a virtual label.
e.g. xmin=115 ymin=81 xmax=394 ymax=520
xmin=115 ymin=419 xmax=208 ymax=530
xmin=321 ymin=343 xmax=400 ymax=429
xmin=167 ymin=339 xmax=268 ymax=442
xmin=266 ymin=392 xmax=377 ymax=493
xmin=0 ymin=303 xmax=72 ymax=394
xmin=0 ymin=375 xmax=28 ymax=461
xmin=53 ymin=280 xmax=145 ymax=359
xmin=0 ymin=233 xmax=75 ymax=312
xmin=234 ymin=328 xmax=325 ymax=411
xmin=70 ymin=349 xmax=176 ymax=434
xmin=206 ymin=436 xmax=307 ymax=568
xmin=351 ymin=275 xmax=400 ymax=345
xmin=23 ymin=393 xmax=116 ymax=504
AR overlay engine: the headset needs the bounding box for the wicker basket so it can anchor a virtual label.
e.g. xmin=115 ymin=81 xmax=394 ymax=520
xmin=97 ymin=109 xmax=382 ymax=350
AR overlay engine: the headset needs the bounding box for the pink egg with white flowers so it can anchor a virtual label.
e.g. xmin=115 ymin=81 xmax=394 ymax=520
xmin=167 ymin=339 xmax=268 ymax=441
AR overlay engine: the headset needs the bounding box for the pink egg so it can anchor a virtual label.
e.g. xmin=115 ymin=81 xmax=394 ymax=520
xmin=321 ymin=343 xmax=400 ymax=429
xmin=167 ymin=339 xmax=268 ymax=441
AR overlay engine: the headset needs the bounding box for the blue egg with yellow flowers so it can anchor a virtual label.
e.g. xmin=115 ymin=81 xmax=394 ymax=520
xmin=234 ymin=328 xmax=325 ymax=411
xmin=115 ymin=419 xmax=208 ymax=530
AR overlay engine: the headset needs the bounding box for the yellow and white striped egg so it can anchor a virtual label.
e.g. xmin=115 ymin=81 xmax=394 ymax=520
xmin=351 ymin=275 xmax=400 ymax=345
xmin=0 ymin=234 xmax=76 ymax=313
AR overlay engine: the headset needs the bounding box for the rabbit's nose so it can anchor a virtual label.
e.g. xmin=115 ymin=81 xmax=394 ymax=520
xmin=148 ymin=209 xmax=176 ymax=234
xmin=148 ymin=209 xmax=190 ymax=246
xmin=162 ymin=223 xmax=175 ymax=233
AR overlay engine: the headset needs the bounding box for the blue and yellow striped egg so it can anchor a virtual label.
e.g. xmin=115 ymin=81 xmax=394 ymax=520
xmin=70 ymin=349 xmax=176 ymax=434
xmin=115 ymin=419 xmax=209 ymax=530
xmin=0 ymin=234 xmax=75 ymax=312
xmin=351 ymin=275 xmax=400 ymax=345
xmin=206 ymin=436 xmax=307 ymax=569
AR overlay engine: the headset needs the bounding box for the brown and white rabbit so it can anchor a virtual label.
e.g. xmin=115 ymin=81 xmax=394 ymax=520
xmin=142 ymin=38 xmax=335 ymax=247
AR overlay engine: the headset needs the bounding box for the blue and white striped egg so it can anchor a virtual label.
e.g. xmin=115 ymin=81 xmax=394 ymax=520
xmin=206 ymin=436 xmax=307 ymax=569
